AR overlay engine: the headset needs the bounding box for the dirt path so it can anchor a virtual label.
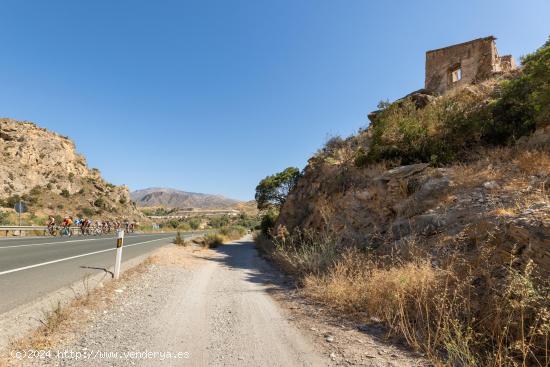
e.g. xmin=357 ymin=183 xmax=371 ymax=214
xmin=147 ymin=239 xmax=328 ymax=366
xmin=9 ymin=237 xmax=426 ymax=366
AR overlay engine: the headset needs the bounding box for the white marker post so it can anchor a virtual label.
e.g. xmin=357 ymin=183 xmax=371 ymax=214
xmin=114 ymin=229 xmax=124 ymax=280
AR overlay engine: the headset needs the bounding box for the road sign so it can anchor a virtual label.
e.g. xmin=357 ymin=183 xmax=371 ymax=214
xmin=14 ymin=201 xmax=27 ymax=214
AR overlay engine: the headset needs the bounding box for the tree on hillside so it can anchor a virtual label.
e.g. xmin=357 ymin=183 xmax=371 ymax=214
xmin=255 ymin=167 xmax=301 ymax=210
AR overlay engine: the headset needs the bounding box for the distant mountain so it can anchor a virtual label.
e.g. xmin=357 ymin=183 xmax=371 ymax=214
xmin=130 ymin=187 xmax=241 ymax=209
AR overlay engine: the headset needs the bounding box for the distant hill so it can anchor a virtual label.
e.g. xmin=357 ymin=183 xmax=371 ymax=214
xmin=130 ymin=187 xmax=241 ymax=209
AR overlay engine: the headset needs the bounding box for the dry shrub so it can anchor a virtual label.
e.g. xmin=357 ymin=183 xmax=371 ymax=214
xmin=269 ymin=229 xmax=340 ymax=277
xmin=196 ymin=226 xmax=247 ymax=249
xmin=173 ymin=231 xmax=187 ymax=246
xmin=265 ymin=231 xmax=550 ymax=366
xmin=303 ymin=249 xmax=371 ymax=312
xmin=201 ymin=233 xmax=224 ymax=248
xmin=514 ymin=149 xmax=550 ymax=175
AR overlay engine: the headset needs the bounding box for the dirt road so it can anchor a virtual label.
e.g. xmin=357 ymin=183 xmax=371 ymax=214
xmin=143 ymin=238 xmax=329 ymax=366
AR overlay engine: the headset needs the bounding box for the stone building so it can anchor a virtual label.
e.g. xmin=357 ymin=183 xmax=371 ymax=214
xmin=425 ymin=36 xmax=516 ymax=95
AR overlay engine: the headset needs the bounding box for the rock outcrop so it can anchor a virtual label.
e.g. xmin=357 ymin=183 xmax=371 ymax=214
xmin=0 ymin=118 xmax=144 ymax=221
xmin=278 ymin=147 xmax=550 ymax=275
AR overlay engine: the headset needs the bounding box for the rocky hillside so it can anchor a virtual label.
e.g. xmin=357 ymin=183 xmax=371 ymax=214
xmin=277 ymin=37 xmax=550 ymax=275
xmin=0 ymin=119 xmax=144 ymax=222
xmin=265 ymin=38 xmax=550 ymax=367
xmin=279 ymin=148 xmax=550 ymax=272
xmin=131 ymin=187 xmax=240 ymax=209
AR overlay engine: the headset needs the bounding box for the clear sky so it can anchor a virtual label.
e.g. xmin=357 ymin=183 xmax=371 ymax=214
xmin=0 ymin=1 xmax=548 ymax=200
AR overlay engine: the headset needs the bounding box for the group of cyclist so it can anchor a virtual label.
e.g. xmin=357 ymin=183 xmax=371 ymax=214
xmin=47 ymin=216 xmax=138 ymax=236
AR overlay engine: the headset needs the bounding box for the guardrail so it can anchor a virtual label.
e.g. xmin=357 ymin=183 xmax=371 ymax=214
xmin=0 ymin=225 xmax=81 ymax=236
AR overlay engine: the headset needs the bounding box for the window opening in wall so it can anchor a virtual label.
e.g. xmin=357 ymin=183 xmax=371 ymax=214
xmin=451 ymin=66 xmax=462 ymax=83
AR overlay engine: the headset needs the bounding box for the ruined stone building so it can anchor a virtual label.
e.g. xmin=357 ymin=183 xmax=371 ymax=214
xmin=425 ymin=36 xmax=516 ymax=95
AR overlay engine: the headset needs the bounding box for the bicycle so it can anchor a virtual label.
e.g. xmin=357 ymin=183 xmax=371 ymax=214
xmin=47 ymin=225 xmax=58 ymax=236
xmin=60 ymin=226 xmax=71 ymax=236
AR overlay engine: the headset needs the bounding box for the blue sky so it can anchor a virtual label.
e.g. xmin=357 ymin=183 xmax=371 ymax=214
xmin=0 ymin=0 xmax=548 ymax=200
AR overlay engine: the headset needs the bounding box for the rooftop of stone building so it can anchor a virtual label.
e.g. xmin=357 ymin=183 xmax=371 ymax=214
xmin=426 ymin=36 xmax=496 ymax=54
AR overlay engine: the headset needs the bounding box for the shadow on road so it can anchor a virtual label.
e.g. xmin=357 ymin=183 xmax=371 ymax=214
xmin=206 ymin=239 xmax=291 ymax=294
xmin=207 ymin=238 xmax=421 ymax=356
xmin=79 ymin=265 xmax=114 ymax=278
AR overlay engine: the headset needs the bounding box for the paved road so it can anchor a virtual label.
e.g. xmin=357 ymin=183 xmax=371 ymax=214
xmin=0 ymin=232 xmax=199 ymax=313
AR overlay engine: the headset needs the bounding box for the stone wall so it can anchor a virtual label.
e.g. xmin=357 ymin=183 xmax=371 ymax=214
xmin=425 ymin=36 xmax=502 ymax=95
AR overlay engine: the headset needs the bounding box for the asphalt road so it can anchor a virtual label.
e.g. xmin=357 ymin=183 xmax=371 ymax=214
xmin=0 ymin=232 xmax=199 ymax=314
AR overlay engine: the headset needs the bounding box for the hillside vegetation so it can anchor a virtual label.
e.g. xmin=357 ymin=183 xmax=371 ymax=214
xmin=257 ymin=38 xmax=550 ymax=366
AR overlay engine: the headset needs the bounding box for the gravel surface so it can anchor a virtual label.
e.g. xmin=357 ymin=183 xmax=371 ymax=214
xmin=9 ymin=237 xmax=426 ymax=367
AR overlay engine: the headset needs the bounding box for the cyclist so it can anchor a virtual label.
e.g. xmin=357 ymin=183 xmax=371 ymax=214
xmin=47 ymin=216 xmax=56 ymax=236
xmin=61 ymin=216 xmax=73 ymax=236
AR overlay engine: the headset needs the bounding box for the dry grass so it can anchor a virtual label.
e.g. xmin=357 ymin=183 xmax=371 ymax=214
xmin=257 ymin=231 xmax=550 ymax=367
xmin=491 ymin=207 xmax=518 ymax=217
xmin=150 ymin=244 xmax=204 ymax=268
xmin=8 ymin=259 xmax=152 ymax=354
xmin=514 ymin=149 xmax=550 ymax=175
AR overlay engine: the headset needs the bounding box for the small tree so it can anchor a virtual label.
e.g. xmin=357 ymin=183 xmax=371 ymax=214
xmin=255 ymin=167 xmax=301 ymax=210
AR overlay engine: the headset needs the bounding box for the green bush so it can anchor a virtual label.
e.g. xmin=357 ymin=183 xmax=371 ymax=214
xmin=82 ymin=207 xmax=95 ymax=217
xmin=93 ymin=197 xmax=105 ymax=208
xmin=235 ymin=212 xmax=260 ymax=230
xmin=260 ymin=210 xmax=278 ymax=236
xmin=0 ymin=211 xmax=9 ymax=225
xmin=354 ymin=147 xmax=368 ymax=167
xmin=4 ymin=195 xmax=21 ymax=208
xmin=209 ymin=214 xmax=230 ymax=228
xmin=490 ymin=37 xmax=550 ymax=142
xmin=188 ymin=217 xmax=201 ymax=230
xmin=29 ymin=186 xmax=41 ymax=196
xmin=367 ymin=89 xmax=494 ymax=165
xmin=60 ymin=189 xmax=70 ymax=198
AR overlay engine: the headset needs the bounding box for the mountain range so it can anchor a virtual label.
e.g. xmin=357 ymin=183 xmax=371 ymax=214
xmin=130 ymin=187 xmax=241 ymax=209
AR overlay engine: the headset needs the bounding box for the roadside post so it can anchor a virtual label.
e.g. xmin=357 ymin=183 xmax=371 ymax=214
xmin=114 ymin=229 xmax=124 ymax=279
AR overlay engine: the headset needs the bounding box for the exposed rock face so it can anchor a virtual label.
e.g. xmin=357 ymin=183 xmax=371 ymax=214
xmin=0 ymin=119 xmax=91 ymax=196
xmin=0 ymin=118 xmax=144 ymax=220
xmin=278 ymin=147 xmax=550 ymax=275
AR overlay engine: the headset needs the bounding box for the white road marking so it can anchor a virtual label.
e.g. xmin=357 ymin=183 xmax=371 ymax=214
xmin=0 ymin=234 xmax=163 ymax=249
xmin=0 ymin=237 xmax=172 ymax=276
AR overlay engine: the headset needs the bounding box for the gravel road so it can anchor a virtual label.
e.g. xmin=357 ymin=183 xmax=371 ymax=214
xmin=19 ymin=237 xmax=329 ymax=366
